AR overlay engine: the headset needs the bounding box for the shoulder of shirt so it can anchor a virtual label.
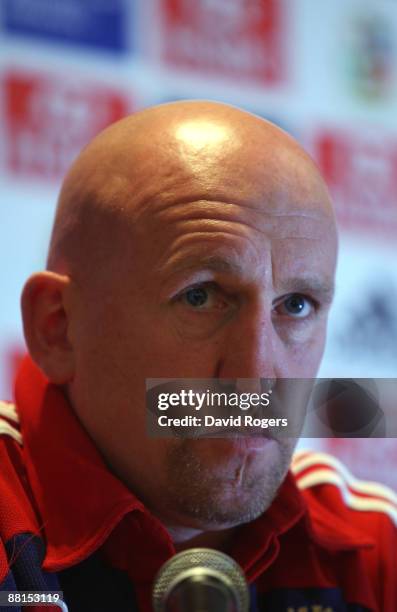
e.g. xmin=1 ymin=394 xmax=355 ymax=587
xmin=0 ymin=400 xmax=27 ymax=498
xmin=0 ymin=400 xmax=22 ymax=446
xmin=0 ymin=400 xmax=28 ymax=585
xmin=292 ymin=449 xmax=397 ymax=528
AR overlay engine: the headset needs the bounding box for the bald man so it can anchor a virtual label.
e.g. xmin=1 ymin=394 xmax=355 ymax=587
xmin=0 ymin=102 xmax=396 ymax=611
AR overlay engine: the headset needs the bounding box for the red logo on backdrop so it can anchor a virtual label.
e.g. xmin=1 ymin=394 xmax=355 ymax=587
xmin=4 ymin=344 xmax=25 ymax=399
xmin=161 ymin=0 xmax=285 ymax=84
xmin=5 ymin=70 xmax=129 ymax=180
xmin=314 ymin=130 xmax=397 ymax=239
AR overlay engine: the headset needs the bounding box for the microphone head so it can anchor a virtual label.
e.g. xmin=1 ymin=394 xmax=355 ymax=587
xmin=152 ymin=548 xmax=249 ymax=612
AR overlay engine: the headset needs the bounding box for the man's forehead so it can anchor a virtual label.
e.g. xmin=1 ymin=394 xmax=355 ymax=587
xmin=84 ymin=106 xmax=330 ymax=221
xmin=49 ymin=102 xmax=336 ymax=277
xmin=153 ymin=204 xmax=336 ymax=276
xmin=139 ymin=195 xmax=336 ymax=267
xmin=134 ymin=189 xmax=337 ymax=295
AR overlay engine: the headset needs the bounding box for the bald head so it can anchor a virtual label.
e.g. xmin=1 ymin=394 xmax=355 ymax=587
xmin=47 ymin=100 xmax=334 ymax=276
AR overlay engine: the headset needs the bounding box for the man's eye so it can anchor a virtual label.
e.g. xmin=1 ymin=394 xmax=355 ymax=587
xmin=180 ymin=284 xmax=227 ymax=311
xmin=276 ymin=294 xmax=314 ymax=318
xmin=184 ymin=286 xmax=210 ymax=308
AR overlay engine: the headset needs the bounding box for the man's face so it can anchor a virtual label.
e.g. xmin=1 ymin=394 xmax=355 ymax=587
xmin=67 ymin=121 xmax=337 ymax=529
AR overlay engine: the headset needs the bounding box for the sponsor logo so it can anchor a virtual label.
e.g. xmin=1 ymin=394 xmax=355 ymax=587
xmin=314 ymin=129 xmax=397 ymax=239
xmin=3 ymin=0 xmax=129 ymax=52
xmin=4 ymin=69 xmax=129 ymax=180
xmin=344 ymin=10 xmax=396 ymax=101
xmin=160 ymin=0 xmax=285 ymax=84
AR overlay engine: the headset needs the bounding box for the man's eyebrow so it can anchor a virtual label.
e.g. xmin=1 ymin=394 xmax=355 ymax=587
xmin=162 ymin=256 xmax=335 ymax=301
xmin=277 ymin=277 xmax=335 ymax=302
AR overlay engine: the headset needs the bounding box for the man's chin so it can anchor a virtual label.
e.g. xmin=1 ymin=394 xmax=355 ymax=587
xmin=168 ymin=464 xmax=290 ymax=528
xmin=172 ymin=478 xmax=281 ymax=529
xmin=163 ymin=436 xmax=294 ymax=529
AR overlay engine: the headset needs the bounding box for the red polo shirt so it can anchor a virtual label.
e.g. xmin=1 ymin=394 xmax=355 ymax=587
xmin=0 ymin=356 xmax=396 ymax=611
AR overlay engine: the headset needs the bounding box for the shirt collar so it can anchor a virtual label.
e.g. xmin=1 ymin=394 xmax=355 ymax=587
xmin=15 ymin=356 xmax=371 ymax=578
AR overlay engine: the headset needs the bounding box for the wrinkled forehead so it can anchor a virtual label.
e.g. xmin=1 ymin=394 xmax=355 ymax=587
xmin=106 ymin=122 xmax=334 ymax=228
xmin=51 ymin=110 xmax=336 ymax=284
xmin=118 ymin=129 xmax=335 ymax=268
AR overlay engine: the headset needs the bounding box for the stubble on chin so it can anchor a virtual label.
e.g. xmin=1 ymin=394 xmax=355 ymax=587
xmin=164 ymin=438 xmax=295 ymax=528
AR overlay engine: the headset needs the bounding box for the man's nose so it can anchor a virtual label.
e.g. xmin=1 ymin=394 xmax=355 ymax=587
xmin=216 ymin=307 xmax=277 ymax=392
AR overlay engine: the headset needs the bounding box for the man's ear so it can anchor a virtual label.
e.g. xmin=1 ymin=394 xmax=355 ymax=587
xmin=21 ymin=271 xmax=75 ymax=384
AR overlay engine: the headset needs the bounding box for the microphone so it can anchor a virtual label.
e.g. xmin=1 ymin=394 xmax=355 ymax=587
xmin=152 ymin=548 xmax=249 ymax=612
